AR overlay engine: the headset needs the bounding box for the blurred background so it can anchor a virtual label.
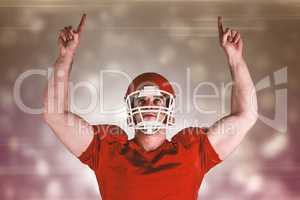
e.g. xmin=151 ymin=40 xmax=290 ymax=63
xmin=0 ymin=0 xmax=299 ymax=199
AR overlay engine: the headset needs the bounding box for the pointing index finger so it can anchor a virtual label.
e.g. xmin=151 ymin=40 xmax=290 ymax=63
xmin=218 ymin=16 xmax=224 ymax=34
xmin=76 ymin=14 xmax=87 ymax=34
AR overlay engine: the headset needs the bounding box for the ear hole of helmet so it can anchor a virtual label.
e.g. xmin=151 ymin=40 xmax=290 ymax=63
xmin=165 ymin=97 xmax=170 ymax=107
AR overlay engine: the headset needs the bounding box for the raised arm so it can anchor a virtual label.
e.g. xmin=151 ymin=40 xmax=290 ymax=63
xmin=43 ymin=14 xmax=94 ymax=157
xmin=206 ymin=16 xmax=258 ymax=160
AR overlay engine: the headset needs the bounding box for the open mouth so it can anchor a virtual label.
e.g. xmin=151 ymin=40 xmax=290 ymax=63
xmin=142 ymin=113 xmax=156 ymax=118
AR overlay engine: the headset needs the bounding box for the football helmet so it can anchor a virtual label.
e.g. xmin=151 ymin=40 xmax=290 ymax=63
xmin=124 ymin=72 xmax=175 ymax=135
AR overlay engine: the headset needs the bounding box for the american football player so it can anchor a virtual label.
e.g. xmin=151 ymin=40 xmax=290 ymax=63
xmin=43 ymin=14 xmax=257 ymax=200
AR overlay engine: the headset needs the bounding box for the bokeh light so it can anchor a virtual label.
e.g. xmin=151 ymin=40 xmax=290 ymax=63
xmin=0 ymin=0 xmax=299 ymax=200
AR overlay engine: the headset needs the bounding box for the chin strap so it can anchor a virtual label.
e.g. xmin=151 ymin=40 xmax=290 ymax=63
xmin=136 ymin=121 xmax=164 ymax=135
xmin=141 ymin=127 xmax=160 ymax=135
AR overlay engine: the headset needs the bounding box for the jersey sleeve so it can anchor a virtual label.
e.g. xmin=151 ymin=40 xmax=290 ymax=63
xmin=77 ymin=125 xmax=103 ymax=171
xmin=175 ymin=127 xmax=222 ymax=174
xmin=197 ymin=127 xmax=222 ymax=174
xmin=77 ymin=124 xmax=127 ymax=171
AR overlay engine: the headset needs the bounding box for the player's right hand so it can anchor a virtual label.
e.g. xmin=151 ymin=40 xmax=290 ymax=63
xmin=58 ymin=14 xmax=86 ymax=56
xmin=217 ymin=16 xmax=243 ymax=60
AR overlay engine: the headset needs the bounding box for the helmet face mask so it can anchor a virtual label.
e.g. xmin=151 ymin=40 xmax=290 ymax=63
xmin=125 ymin=85 xmax=175 ymax=135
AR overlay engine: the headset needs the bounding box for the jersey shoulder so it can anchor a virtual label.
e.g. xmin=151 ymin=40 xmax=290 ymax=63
xmin=171 ymin=127 xmax=209 ymax=148
xmin=92 ymin=124 xmax=128 ymax=144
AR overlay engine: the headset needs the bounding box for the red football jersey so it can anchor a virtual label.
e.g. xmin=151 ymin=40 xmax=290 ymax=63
xmin=78 ymin=125 xmax=222 ymax=200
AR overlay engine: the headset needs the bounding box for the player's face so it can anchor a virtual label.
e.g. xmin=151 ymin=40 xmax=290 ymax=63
xmin=133 ymin=95 xmax=167 ymax=123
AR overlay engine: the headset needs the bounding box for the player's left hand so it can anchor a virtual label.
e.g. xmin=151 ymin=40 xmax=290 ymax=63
xmin=218 ymin=16 xmax=243 ymax=61
xmin=58 ymin=14 xmax=87 ymax=57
